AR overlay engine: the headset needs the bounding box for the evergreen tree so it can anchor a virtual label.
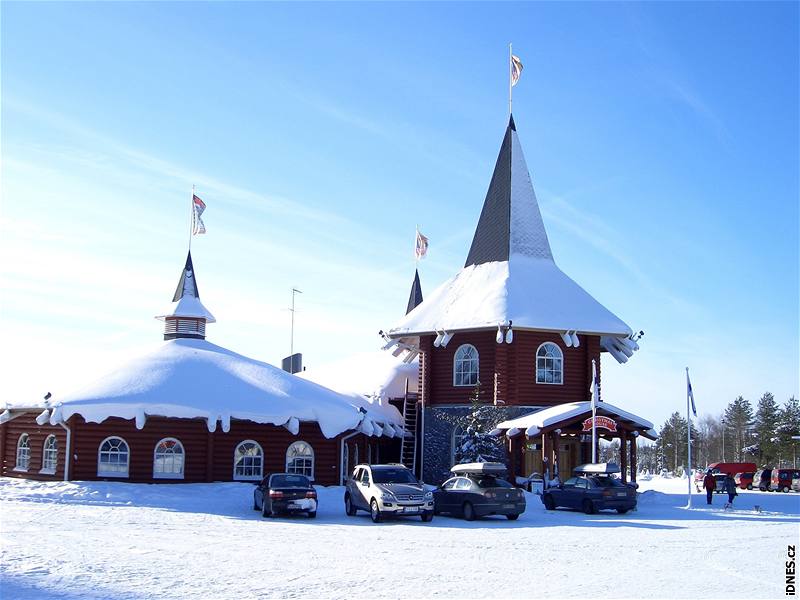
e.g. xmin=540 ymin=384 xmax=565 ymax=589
xmin=722 ymin=396 xmax=753 ymax=462
xmin=751 ymin=392 xmax=780 ymax=465
xmin=450 ymin=382 xmax=506 ymax=464
xmin=656 ymin=412 xmax=697 ymax=475
xmin=777 ymin=396 xmax=800 ymax=467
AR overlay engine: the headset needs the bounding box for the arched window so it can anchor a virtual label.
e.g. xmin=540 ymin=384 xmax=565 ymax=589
xmin=41 ymin=435 xmax=58 ymax=474
xmin=15 ymin=434 xmax=31 ymax=471
xmin=234 ymin=440 xmax=263 ymax=481
xmin=286 ymin=441 xmax=314 ymax=479
xmin=536 ymin=342 xmax=564 ymax=384
xmin=451 ymin=425 xmax=469 ymax=467
xmin=97 ymin=436 xmax=130 ymax=478
xmin=153 ymin=438 xmax=185 ymax=479
xmin=453 ymin=344 xmax=479 ymax=387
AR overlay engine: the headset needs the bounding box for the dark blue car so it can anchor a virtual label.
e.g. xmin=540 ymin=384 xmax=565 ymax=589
xmin=541 ymin=463 xmax=636 ymax=515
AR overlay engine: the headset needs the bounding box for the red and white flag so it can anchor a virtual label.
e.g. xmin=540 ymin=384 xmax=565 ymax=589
xmin=192 ymin=194 xmax=207 ymax=235
xmin=511 ymin=54 xmax=523 ymax=87
xmin=415 ymin=229 xmax=429 ymax=260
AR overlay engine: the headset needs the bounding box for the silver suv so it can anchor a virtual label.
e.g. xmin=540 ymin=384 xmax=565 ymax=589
xmin=344 ymin=464 xmax=434 ymax=523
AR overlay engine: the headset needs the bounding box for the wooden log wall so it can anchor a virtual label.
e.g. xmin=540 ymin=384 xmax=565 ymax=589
xmin=1 ymin=414 xmax=66 ymax=481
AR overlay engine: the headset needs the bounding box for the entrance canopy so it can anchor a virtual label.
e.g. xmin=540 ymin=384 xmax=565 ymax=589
xmin=493 ymin=401 xmax=657 ymax=440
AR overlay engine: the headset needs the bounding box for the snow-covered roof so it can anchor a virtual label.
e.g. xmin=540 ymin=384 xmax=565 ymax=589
xmin=299 ymin=351 xmax=417 ymax=406
xmin=494 ymin=400 xmax=656 ymax=439
xmin=387 ymin=116 xmax=636 ymax=344
xmin=13 ymin=339 xmax=402 ymax=438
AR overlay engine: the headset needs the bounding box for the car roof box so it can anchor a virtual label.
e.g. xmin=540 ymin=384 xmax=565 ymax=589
xmin=573 ymin=462 xmax=621 ymax=475
xmin=451 ymin=462 xmax=508 ymax=475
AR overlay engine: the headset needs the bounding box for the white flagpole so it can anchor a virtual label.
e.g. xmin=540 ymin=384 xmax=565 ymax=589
xmin=508 ymin=43 xmax=513 ymax=116
xmin=591 ymin=359 xmax=597 ymax=463
xmin=189 ymin=184 xmax=195 ymax=252
xmin=686 ymin=367 xmax=693 ymax=508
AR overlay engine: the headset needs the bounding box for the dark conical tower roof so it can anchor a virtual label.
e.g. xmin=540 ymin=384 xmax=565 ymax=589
xmin=406 ymin=269 xmax=424 ymax=315
xmin=173 ymin=251 xmax=200 ymax=301
xmin=465 ymin=114 xmax=552 ymax=267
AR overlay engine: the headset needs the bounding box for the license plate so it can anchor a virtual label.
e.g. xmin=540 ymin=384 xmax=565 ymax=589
xmin=502 ymin=503 xmax=515 ymax=509
xmin=287 ymin=503 xmax=300 ymax=509
xmin=616 ymin=492 xmax=626 ymax=497
xmin=402 ymin=507 xmax=419 ymax=513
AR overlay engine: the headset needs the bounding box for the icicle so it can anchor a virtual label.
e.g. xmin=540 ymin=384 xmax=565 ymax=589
xmin=360 ymin=418 xmax=375 ymax=436
xmin=496 ymin=325 xmax=504 ymax=344
xmin=220 ymin=412 xmax=231 ymax=433
xmin=36 ymin=408 xmax=51 ymax=426
xmin=49 ymin=405 xmax=63 ymax=426
xmin=0 ymin=410 xmax=11 ymax=424
xmin=570 ymin=332 xmax=580 ymax=347
xmin=372 ymin=421 xmax=383 ymax=437
xmin=560 ymin=331 xmax=573 ymax=347
xmin=135 ymin=408 xmax=147 ymax=430
xmin=441 ymin=332 xmax=454 ymax=347
xmin=284 ymin=417 xmax=300 ymax=435
xmin=382 ymin=423 xmax=395 ymax=438
xmin=206 ymin=416 xmax=217 ymax=433
xmin=433 ymin=331 xmax=444 ymax=347
xmin=505 ymin=328 xmax=513 ymax=344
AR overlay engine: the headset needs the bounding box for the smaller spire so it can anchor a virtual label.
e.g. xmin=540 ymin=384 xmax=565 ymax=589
xmin=173 ymin=251 xmax=200 ymax=301
xmin=406 ymin=269 xmax=424 ymax=315
xmin=156 ymin=251 xmax=215 ymax=340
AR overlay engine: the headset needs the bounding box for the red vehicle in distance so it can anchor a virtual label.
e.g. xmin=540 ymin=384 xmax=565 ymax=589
xmin=695 ymin=462 xmax=757 ymax=492
xmin=734 ymin=472 xmax=754 ymax=490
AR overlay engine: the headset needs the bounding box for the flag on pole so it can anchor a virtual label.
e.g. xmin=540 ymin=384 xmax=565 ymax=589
xmin=415 ymin=229 xmax=429 ymax=260
xmin=192 ymin=194 xmax=207 ymax=235
xmin=511 ymin=54 xmax=523 ymax=87
xmin=687 ymin=369 xmax=697 ymax=417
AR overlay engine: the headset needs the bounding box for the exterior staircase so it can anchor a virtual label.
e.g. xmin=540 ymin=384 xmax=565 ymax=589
xmin=400 ymin=392 xmax=419 ymax=472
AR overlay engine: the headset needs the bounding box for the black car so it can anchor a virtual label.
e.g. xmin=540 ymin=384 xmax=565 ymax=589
xmin=433 ymin=462 xmax=526 ymax=521
xmin=541 ymin=463 xmax=637 ymax=514
xmin=253 ymin=473 xmax=317 ymax=518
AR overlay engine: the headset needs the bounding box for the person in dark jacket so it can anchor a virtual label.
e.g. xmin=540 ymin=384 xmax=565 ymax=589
xmin=703 ymin=469 xmax=716 ymax=505
xmin=724 ymin=474 xmax=737 ymax=507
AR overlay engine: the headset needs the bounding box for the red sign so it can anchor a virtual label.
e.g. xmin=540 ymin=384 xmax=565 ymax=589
xmin=582 ymin=416 xmax=617 ymax=432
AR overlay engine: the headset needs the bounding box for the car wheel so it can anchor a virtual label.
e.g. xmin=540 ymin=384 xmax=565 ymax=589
xmin=616 ymin=508 xmax=630 ymax=514
xmin=783 ymin=486 xmax=790 ymax=493
xmin=261 ymin=502 xmax=271 ymax=518
xmin=463 ymin=502 xmax=476 ymax=521
xmin=420 ymin=512 xmax=433 ymax=522
xmin=308 ymin=511 xmax=317 ymax=519
xmin=370 ymin=499 xmax=382 ymax=523
xmin=253 ymin=494 xmax=260 ymax=511
xmin=345 ymin=495 xmax=357 ymax=516
xmin=582 ymin=499 xmax=595 ymax=515
xmin=543 ymin=495 xmax=555 ymax=511
xmin=747 ymin=484 xmax=753 ymax=490
xmin=506 ymin=513 xmax=519 ymax=521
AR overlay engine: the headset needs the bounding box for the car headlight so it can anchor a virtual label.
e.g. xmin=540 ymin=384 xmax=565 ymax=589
xmin=424 ymin=491 xmax=433 ymax=500
xmin=380 ymin=491 xmax=396 ymax=501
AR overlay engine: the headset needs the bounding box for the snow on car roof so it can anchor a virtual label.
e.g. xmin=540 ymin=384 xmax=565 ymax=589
xmin=451 ymin=462 xmax=508 ymax=475
xmin=573 ymin=463 xmax=621 ymax=475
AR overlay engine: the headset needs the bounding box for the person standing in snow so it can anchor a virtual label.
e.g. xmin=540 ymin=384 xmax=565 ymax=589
xmin=703 ymin=469 xmax=716 ymax=505
xmin=723 ymin=473 xmax=737 ymax=508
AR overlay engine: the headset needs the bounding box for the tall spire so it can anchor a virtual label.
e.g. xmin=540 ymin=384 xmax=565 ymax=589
xmin=406 ymin=269 xmax=424 ymax=314
xmin=464 ymin=115 xmax=552 ymax=267
xmin=156 ymin=251 xmax=216 ymax=340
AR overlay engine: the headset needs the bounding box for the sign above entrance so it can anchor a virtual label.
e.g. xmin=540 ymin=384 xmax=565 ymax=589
xmin=582 ymin=416 xmax=617 ymax=433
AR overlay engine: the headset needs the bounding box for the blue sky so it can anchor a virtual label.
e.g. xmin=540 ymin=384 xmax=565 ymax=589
xmin=1 ymin=1 xmax=797 ymax=429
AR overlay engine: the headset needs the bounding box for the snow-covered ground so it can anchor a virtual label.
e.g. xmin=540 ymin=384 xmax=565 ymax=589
xmin=1 ymin=476 xmax=797 ymax=599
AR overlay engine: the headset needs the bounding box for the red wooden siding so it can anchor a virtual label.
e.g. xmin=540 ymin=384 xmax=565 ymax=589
xmin=420 ymin=330 xmax=601 ymax=407
xmin=0 ymin=414 xmax=66 ymax=480
xmin=3 ymin=415 xmax=377 ymax=486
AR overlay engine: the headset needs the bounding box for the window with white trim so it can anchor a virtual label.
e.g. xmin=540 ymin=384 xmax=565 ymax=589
xmin=234 ymin=440 xmax=263 ymax=480
xmin=153 ymin=438 xmax=185 ymax=479
xmin=453 ymin=344 xmax=479 ymax=387
xmin=98 ymin=436 xmax=130 ymax=478
xmin=536 ymin=342 xmax=563 ymax=384
xmin=286 ymin=441 xmax=314 ymax=479
xmin=41 ymin=435 xmax=58 ymax=473
xmin=451 ymin=425 xmax=469 ymax=466
xmin=15 ymin=433 xmax=31 ymax=471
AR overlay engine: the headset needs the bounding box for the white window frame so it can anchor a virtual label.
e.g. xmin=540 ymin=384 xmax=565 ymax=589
xmin=453 ymin=344 xmax=479 ymax=387
xmin=40 ymin=434 xmax=58 ymax=474
xmin=536 ymin=342 xmax=564 ymax=385
xmin=15 ymin=433 xmax=31 ymax=472
xmin=153 ymin=437 xmax=185 ymax=480
xmin=97 ymin=436 xmax=130 ymax=478
xmin=451 ymin=425 xmax=469 ymax=467
xmin=285 ymin=441 xmax=315 ymax=480
xmin=233 ymin=440 xmax=263 ymax=481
